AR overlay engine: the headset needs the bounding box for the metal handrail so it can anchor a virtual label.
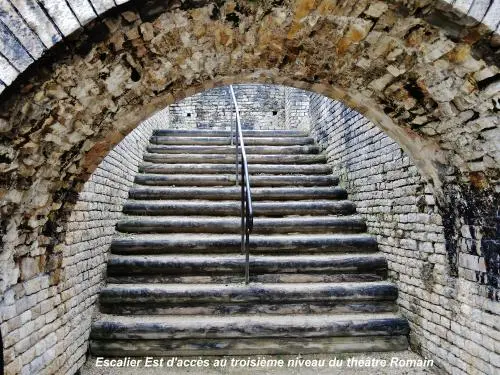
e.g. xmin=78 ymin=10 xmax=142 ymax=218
xmin=229 ymin=85 xmax=254 ymax=285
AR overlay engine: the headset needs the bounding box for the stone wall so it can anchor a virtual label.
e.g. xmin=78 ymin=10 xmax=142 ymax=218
xmin=0 ymin=1 xmax=498 ymax=374
xmin=0 ymin=0 xmax=498 ymax=95
xmin=0 ymin=109 xmax=168 ymax=375
xmin=285 ymin=88 xmax=310 ymax=130
xmin=168 ymin=84 xmax=309 ymax=131
xmin=308 ymin=94 xmax=500 ymax=375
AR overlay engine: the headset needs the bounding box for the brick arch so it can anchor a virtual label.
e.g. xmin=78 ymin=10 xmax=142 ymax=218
xmin=0 ymin=1 xmax=499 ymax=374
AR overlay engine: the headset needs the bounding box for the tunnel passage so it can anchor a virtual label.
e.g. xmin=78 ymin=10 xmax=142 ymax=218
xmin=0 ymin=0 xmax=499 ymax=374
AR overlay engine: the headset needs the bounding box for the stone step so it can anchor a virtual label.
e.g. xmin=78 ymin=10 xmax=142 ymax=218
xmin=99 ymin=281 xmax=397 ymax=315
xmin=143 ymin=153 xmax=326 ymax=164
xmin=147 ymin=145 xmax=320 ymax=154
xmin=90 ymin=313 xmax=409 ymax=356
xmin=129 ymin=186 xmax=347 ymax=200
xmin=107 ymin=273 xmax=387 ymax=284
xmin=134 ymin=174 xmax=338 ymax=187
xmin=106 ymin=253 xmax=387 ymax=284
xmin=110 ymin=233 xmax=378 ymax=255
xmin=153 ymin=129 xmax=309 ymax=137
xmin=139 ymin=163 xmax=332 ymax=175
xmin=122 ymin=200 xmax=356 ymax=216
xmin=90 ymin=335 xmax=409 ymax=356
xmin=150 ymin=136 xmax=314 ymax=146
xmin=116 ymin=215 xmax=367 ymax=234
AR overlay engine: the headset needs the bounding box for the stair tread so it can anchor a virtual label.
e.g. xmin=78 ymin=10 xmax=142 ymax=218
xmin=129 ymin=188 xmax=347 ymax=201
xmin=101 ymin=280 xmax=396 ymax=295
xmin=110 ymin=233 xmax=378 ymax=254
xmin=139 ymin=163 xmax=332 ymax=175
xmin=150 ymin=136 xmax=314 ymax=143
xmin=91 ymin=312 xmax=409 ymax=339
xmin=116 ymin=215 xmax=366 ymax=233
xmin=143 ymin=153 xmax=323 ymax=158
xmin=143 ymin=153 xmax=326 ymax=164
xmin=100 ymin=282 xmax=397 ymax=306
xmin=133 ymin=174 xmax=338 ymax=187
xmin=117 ymin=215 xmax=365 ymax=222
xmin=123 ymin=199 xmax=353 ymax=205
xmin=135 ymin=173 xmax=335 ymax=179
xmin=147 ymin=145 xmax=320 ymax=154
xmin=153 ymin=129 xmax=309 ymax=137
xmin=122 ymin=199 xmax=356 ymax=216
xmin=108 ymin=253 xmax=385 ymax=262
xmin=112 ymin=232 xmax=376 ymax=241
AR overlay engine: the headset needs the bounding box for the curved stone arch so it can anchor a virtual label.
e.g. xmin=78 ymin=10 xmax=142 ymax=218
xmin=0 ymin=1 xmax=499 ymax=374
xmin=0 ymin=0 xmax=499 ymax=93
xmin=0 ymin=0 xmax=497 ymax=287
xmin=60 ymin=72 xmax=446 ymax=190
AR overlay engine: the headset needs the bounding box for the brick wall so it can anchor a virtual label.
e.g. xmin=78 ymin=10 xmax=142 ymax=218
xmin=308 ymin=94 xmax=500 ymax=375
xmin=169 ymin=85 xmax=309 ymax=131
xmin=0 ymin=109 xmax=168 ymax=375
xmin=284 ymin=88 xmax=310 ymax=129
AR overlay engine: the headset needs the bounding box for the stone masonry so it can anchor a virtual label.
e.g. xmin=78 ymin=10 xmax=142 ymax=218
xmin=0 ymin=1 xmax=499 ymax=95
xmin=168 ymin=84 xmax=309 ymax=130
xmin=308 ymin=94 xmax=500 ymax=375
xmin=1 ymin=109 xmax=168 ymax=375
xmin=0 ymin=0 xmax=498 ymax=374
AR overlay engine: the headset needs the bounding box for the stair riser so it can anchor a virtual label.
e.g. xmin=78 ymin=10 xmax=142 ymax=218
xmin=122 ymin=201 xmax=355 ymax=216
xmin=106 ymin=273 xmax=387 ymax=284
xmin=90 ymin=336 xmax=409 ymax=356
xmin=153 ymin=130 xmax=309 ymax=137
xmin=150 ymin=136 xmax=314 ymax=146
xmin=139 ymin=164 xmax=331 ymax=175
xmin=129 ymin=188 xmax=347 ymax=201
xmin=116 ymin=220 xmax=367 ymax=234
xmin=90 ymin=317 xmax=409 ymax=340
xmin=90 ymin=125 xmax=409 ymax=358
xmin=147 ymin=145 xmax=320 ymax=154
xmin=107 ymin=255 xmax=387 ymax=276
xmin=134 ymin=175 xmax=338 ymax=187
xmin=111 ymin=237 xmax=378 ymax=255
xmin=100 ymin=283 xmax=397 ymax=305
xmin=143 ymin=153 xmax=326 ymax=164
xmin=100 ymin=301 xmax=397 ymax=315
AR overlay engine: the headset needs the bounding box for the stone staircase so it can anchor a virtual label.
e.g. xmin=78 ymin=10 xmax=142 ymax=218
xmin=89 ymin=129 xmax=409 ymax=356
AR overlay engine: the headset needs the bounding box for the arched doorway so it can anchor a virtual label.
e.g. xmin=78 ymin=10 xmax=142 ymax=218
xmin=0 ymin=1 xmax=498 ymax=374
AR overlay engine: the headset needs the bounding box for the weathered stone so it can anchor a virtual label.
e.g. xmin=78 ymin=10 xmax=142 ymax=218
xmin=0 ymin=1 xmax=498 ymax=375
xmin=364 ymin=2 xmax=388 ymax=18
xmin=0 ymin=21 xmax=33 ymax=71
xmin=19 ymin=257 xmax=39 ymax=281
xmin=36 ymin=0 xmax=80 ymax=36
xmin=66 ymin=0 xmax=96 ymax=25
xmin=89 ymin=0 xmax=115 ymax=15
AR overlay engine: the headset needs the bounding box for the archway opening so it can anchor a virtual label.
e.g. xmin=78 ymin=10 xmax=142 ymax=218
xmin=0 ymin=1 xmax=498 ymax=374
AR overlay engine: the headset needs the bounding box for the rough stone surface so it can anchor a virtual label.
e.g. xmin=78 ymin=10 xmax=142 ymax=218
xmin=0 ymin=0 xmax=45 ymax=59
xmin=0 ymin=1 xmax=498 ymax=374
xmin=308 ymin=95 xmax=499 ymax=375
xmin=168 ymin=84 xmax=308 ymax=130
xmin=0 ymin=109 xmax=168 ymax=375
xmin=0 ymin=0 xmax=498 ymax=94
